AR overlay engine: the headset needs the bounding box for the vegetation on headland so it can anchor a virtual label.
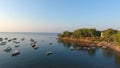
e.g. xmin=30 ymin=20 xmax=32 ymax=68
xmin=112 ymin=32 xmax=120 ymax=45
xmin=58 ymin=28 xmax=101 ymax=38
xmin=58 ymin=28 xmax=120 ymax=45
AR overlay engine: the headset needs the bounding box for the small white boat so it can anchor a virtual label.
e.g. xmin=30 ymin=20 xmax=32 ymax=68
xmin=70 ymin=46 xmax=74 ymax=51
xmin=15 ymin=45 xmax=20 ymax=47
xmin=13 ymin=41 xmax=20 ymax=44
xmin=76 ymin=47 xmax=81 ymax=50
xmin=0 ymin=42 xmax=7 ymax=45
xmin=102 ymin=46 xmax=107 ymax=49
xmin=12 ymin=49 xmax=20 ymax=56
xmin=90 ymin=44 xmax=95 ymax=47
xmin=46 ymin=51 xmax=52 ymax=56
xmin=87 ymin=47 xmax=90 ymax=50
xmin=33 ymin=46 xmax=39 ymax=49
xmin=91 ymin=47 xmax=96 ymax=49
xmin=31 ymin=43 xmax=35 ymax=45
xmin=4 ymin=46 xmax=12 ymax=52
xmin=21 ymin=38 xmax=25 ymax=41
xmin=83 ymin=47 xmax=87 ymax=49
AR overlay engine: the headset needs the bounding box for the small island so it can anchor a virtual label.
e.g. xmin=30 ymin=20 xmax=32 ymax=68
xmin=57 ymin=28 xmax=120 ymax=53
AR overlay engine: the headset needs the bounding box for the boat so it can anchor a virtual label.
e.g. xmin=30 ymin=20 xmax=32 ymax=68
xmin=102 ymin=46 xmax=107 ymax=49
xmin=87 ymin=47 xmax=90 ymax=50
xmin=13 ymin=38 xmax=17 ymax=40
xmin=13 ymin=41 xmax=20 ymax=44
xmin=70 ymin=46 xmax=74 ymax=51
xmin=30 ymin=38 xmax=35 ymax=42
xmin=4 ymin=46 xmax=12 ymax=52
xmin=0 ymin=38 xmax=3 ymax=41
xmin=46 ymin=51 xmax=52 ymax=56
xmin=21 ymin=38 xmax=25 ymax=41
xmin=8 ymin=39 xmax=12 ymax=42
xmin=91 ymin=46 xmax=96 ymax=49
xmin=76 ymin=47 xmax=81 ymax=50
xmin=90 ymin=44 xmax=95 ymax=47
xmin=83 ymin=47 xmax=88 ymax=50
xmin=49 ymin=43 xmax=52 ymax=45
xmin=31 ymin=44 xmax=36 ymax=47
xmin=12 ymin=49 xmax=20 ymax=56
xmin=15 ymin=45 xmax=20 ymax=47
xmin=33 ymin=46 xmax=39 ymax=49
xmin=4 ymin=38 xmax=8 ymax=40
xmin=0 ymin=42 xmax=7 ymax=45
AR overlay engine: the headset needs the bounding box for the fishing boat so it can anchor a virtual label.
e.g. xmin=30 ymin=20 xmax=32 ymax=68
xmin=4 ymin=46 xmax=12 ymax=52
xmin=70 ymin=46 xmax=74 ymax=51
xmin=0 ymin=42 xmax=7 ymax=45
xmin=46 ymin=51 xmax=52 ymax=56
xmin=33 ymin=46 xmax=39 ymax=49
xmin=12 ymin=49 xmax=20 ymax=56
xmin=102 ymin=46 xmax=107 ymax=49
xmin=4 ymin=38 xmax=8 ymax=40
xmin=21 ymin=38 xmax=25 ymax=41
xmin=15 ymin=45 xmax=20 ymax=47
xmin=8 ymin=39 xmax=12 ymax=42
xmin=13 ymin=38 xmax=17 ymax=40
xmin=31 ymin=44 xmax=36 ymax=47
xmin=13 ymin=41 xmax=20 ymax=44
xmin=0 ymin=38 xmax=3 ymax=41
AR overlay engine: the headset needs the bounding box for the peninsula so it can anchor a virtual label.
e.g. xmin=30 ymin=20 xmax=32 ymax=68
xmin=57 ymin=28 xmax=120 ymax=53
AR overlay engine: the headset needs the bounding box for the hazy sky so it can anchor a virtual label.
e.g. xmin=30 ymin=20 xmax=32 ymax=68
xmin=0 ymin=0 xmax=120 ymax=32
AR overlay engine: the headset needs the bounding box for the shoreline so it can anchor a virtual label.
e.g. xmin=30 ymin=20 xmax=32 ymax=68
xmin=58 ymin=37 xmax=120 ymax=53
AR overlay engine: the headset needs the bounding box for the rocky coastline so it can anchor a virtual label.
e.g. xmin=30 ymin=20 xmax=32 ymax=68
xmin=58 ymin=37 xmax=120 ymax=53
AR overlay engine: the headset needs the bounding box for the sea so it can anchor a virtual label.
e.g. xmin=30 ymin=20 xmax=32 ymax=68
xmin=0 ymin=32 xmax=120 ymax=68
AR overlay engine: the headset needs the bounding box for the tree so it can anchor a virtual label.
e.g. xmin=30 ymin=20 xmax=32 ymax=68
xmin=63 ymin=31 xmax=72 ymax=37
xmin=72 ymin=28 xmax=101 ymax=38
xmin=102 ymin=28 xmax=118 ymax=38
xmin=57 ymin=33 xmax=63 ymax=37
xmin=112 ymin=31 xmax=120 ymax=44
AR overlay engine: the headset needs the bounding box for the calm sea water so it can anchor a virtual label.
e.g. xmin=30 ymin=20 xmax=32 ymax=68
xmin=0 ymin=32 xmax=120 ymax=68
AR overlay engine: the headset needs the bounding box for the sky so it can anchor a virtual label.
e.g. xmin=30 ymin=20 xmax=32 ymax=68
xmin=0 ymin=0 xmax=120 ymax=32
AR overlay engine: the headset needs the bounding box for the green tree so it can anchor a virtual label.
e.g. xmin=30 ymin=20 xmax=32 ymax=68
xmin=102 ymin=28 xmax=118 ymax=38
xmin=112 ymin=31 xmax=120 ymax=44
xmin=57 ymin=33 xmax=63 ymax=37
xmin=63 ymin=31 xmax=72 ymax=37
xmin=72 ymin=28 xmax=101 ymax=38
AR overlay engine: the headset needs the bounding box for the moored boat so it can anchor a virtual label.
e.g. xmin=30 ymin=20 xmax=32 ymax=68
xmin=4 ymin=46 xmax=12 ymax=52
xmin=46 ymin=51 xmax=52 ymax=56
xmin=12 ymin=49 xmax=20 ymax=56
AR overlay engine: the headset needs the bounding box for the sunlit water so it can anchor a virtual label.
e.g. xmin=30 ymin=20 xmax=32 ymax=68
xmin=0 ymin=32 xmax=120 ymax=68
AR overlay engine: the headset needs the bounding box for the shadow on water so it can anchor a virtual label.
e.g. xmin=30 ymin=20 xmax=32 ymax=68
xmin=57 ymin=38 xmax=120 ymax=68
xmin=57 ymin=39 xmax=97 ymax=56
